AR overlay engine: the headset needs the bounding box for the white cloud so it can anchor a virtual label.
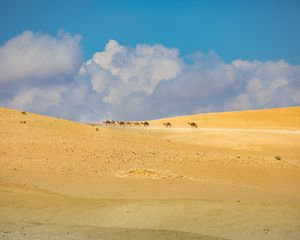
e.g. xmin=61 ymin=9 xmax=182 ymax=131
xmin=225 ymin=59 xmax=300 ymax=110
xmin=7 ymin=85 xmax=66 ymax=112
xmin=0 ymin=31 xmax=82 ymax=84
xmin=0 ymin=33 xmax=299 ymax=121
xmin=80 ymin=40 xmax=182 ymax=104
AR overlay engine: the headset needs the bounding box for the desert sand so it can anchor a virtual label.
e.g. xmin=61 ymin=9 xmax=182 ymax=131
xmin=0 ymin=107 xmax=300 ymax=240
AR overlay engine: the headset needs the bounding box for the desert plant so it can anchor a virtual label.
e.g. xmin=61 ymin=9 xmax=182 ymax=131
xmin=21 ymin=111 xmax=26 ymax=115
xmin=275 ymin=155 xmax=281 ymax=160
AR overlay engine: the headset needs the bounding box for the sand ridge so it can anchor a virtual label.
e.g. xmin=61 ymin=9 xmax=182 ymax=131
xmin=149 ymin=106 xmax=300 ymax=130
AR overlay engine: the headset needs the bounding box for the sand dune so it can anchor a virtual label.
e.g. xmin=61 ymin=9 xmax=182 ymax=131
xmin=1 ymin=107 xmax=300 ymax=239
xmin=150 ymin=106 xmax=300 ymax=130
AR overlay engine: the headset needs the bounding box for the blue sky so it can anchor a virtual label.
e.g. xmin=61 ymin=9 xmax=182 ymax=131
xmin=1 ymin=0 xmax=300 ymax=64
xmin=0 ymin=0 xmax=299 ymax=121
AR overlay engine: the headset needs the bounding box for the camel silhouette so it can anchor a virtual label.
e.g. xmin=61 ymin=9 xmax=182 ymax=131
xmin=133 ymin=122 xmax=140 ymax=127
xmin=163 ymin=122 xmax=171 ymax=128
xmin=103 ymin=120 xmax=110 ymax=125
xmin=141 ymin=121 xmax=149 ymax=127
xmin=188 ymin=122 xmax=197 ymax=128
xmin=118 ymin=121 xmax=125 ymax=126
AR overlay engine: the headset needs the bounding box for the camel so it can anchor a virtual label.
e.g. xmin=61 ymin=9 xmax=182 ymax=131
xmin=118 ymin=121 xmax=125 ymax=127
xmin=103 ymin=120 xmax=110 ymax=125
xmin=163 ymin=122 xmax=171 ymax=128
xmin=126 ymin=122 xmax=132 ymax=127
xmin=133 ymin=122 xmax=140 ymax=127
xmin=141 ymin=121 xmax=149 ymax=127
xmin=188 ymin=122 xmax=197 ymax=128
xmin=110 ymin=120 xmax=116 ymax=126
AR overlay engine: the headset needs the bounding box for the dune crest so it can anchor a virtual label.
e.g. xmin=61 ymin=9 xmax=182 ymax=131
xmin=150 ymin=106 xmax=300 ymax=130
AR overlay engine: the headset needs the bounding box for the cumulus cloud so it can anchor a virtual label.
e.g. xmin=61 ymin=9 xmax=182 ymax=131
xmin=0 ymin=32 xmax=299 ymax=121
xmin=130 ymin=53 xmax=300 ymax=120
xmin=0 ymin=30 xmax=82 ymax=85
xmin=80 ymin=40 xmax=182 ymax=104
xmin=227 ymin=60 xmax=300 ymax=110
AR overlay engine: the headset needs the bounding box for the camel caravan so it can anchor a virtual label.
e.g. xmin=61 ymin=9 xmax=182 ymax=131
xmin=102 ymin=120 xmax=198 ymax=129
xmin=102 ymin=120 xmax=149 ymax=127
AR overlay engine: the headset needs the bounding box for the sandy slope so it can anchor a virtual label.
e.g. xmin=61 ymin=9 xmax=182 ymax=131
xmin=0 ymin=107 xmax=300 ymax=240
xmin=150 ymin=106 xmax=300 ymax=130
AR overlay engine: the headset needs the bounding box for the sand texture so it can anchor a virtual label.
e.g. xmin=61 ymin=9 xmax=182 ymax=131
xmin=1 ymin=107 xmax=300 ymax=239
